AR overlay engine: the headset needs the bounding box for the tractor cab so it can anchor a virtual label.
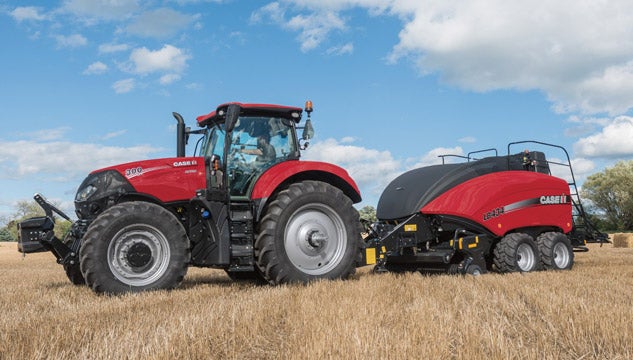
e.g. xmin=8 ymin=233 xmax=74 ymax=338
xmin=195 ymin=103 xmax=310 ymax=197
xmin=198 ymin=111 xmax=300 ymax=197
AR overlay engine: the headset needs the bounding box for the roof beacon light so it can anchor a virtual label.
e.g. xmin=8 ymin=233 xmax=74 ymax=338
xmin=305 ymin=100 xmax=313 ymax=116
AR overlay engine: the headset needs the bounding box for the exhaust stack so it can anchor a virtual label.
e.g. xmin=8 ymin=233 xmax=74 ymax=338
xmin=173 ymin=112 xmax=186 ymax=157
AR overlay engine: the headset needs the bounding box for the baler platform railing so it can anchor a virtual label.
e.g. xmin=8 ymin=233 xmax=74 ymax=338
xmin=508 ymin=141 xmax=607 ymax=247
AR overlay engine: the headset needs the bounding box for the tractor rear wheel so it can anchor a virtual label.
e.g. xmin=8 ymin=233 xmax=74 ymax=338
xmin=493 ymin=233 xmax=541 ymax=273
xmin=537 ymin=232 xmax=574 ymax=270
xmin=79 ymin=202 xmax=190 ymax=294
xmin=254 ymin=181 xmax=361 ymax=285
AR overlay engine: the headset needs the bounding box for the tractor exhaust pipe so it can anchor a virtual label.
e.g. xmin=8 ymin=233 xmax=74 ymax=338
xmin=173 ymin=112 xmax=186 ymax=157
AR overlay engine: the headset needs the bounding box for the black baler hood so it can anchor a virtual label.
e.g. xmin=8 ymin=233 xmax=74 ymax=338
xmin=376 ymin=153 xmax=539 ymax=220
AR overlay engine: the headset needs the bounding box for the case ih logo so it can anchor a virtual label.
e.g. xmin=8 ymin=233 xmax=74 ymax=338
xmin=539 ymin=194 xmax=569 ymax=205
xmin=173 ymin=160 xmax=198 ymax=167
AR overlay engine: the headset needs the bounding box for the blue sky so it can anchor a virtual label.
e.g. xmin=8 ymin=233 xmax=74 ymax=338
xmin=2 ymin=0 xmax=633 ymax=222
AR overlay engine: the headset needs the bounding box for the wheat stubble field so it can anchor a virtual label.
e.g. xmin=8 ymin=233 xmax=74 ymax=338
xmin=1 ymin=241 xmax=632 ymax=360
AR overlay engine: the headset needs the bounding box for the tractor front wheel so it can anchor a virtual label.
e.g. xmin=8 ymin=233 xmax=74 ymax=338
xmin=254 ymin=181 xmax=361 ymax=285
xmin=79 ymin=202 xmax=190 ymax=294
xmin=493 ymin=233 xmax=541 ymax=273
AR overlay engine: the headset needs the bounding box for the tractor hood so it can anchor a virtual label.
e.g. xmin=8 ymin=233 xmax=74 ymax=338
xmin=75 ymin=157 xmax=206 ymax=219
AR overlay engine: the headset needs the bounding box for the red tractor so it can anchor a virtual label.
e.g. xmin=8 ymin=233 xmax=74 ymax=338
xmin=18 ymin=101 xmax=363 ymax=293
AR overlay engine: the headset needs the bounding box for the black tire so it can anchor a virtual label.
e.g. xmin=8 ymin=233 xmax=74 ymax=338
xmin=225 ymin=269 xmax=267 ymax=284
xmin=493 ymin=233 xmax=541 ymax=273
xmin=537 ymin=232 xmax=574 ymax=270
xmin=465 ymin=264 xmax=483 ymax=276
xmin=79 ymin=202 xmax=190 ymax=294
xmin=254 ymin=180 xmax=361 ymax=285
xmin=64 ymin=262 xmax=85 ymax=285
xmin=62 ymin=234 xmax=85 ymax=285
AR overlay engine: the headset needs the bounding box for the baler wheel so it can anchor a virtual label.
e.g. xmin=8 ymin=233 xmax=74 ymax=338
xmin=493 ymin=233 xmax=541 ymax=273
xmin=537 ymin=232 xmax=574 ymax=270
xmin=465 ymin=264 xmax=483 ymax=276
xmin=79 ymin=202 xmax=190 ymax=294
xmin=254 ymin=180 xmax=361 ymax=285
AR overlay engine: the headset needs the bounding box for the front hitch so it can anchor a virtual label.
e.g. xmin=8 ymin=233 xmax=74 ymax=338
xmin=17 ymin=194 xmax=79 ymax=267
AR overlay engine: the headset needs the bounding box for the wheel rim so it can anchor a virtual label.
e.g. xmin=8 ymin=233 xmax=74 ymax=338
xmin=107 ymin=224 xmax=171 ymax=287
xmin=284 ymin=203 xmax=347 ymax=276
xmin=516 ymin=242 xmax=536 ymax=271
xmin=553 ymin=241 xmax=571 ymax=268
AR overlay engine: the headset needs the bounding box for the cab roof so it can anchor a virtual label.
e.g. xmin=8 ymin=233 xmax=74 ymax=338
xmin=196 ymin=102 xmax=303 ymax=127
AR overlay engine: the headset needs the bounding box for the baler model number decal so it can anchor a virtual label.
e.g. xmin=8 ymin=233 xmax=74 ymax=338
xmin=483 ymin=194 xmax=570 ymax=221
xmin=483 ymin=207 xmax=504 ymax=221
xmin=125 ymin=167 xmax=143 ymax=178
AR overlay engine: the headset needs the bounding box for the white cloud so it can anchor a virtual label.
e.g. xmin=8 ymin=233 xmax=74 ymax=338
xmin=159 ymin=74 xmax=182 ymax=85
xmin=252 ymin=4 xmax=346 ymax=52
xmin=83 ymin=61 xmax=108 ymax=75
xmin=289 ymin=11 xmax=346 ymax=51
xmin=573 ymin=116 xmax=633 ymax=158
xmin=62 ymin=0 xmax=140 ymax=21
xmin=101 ymin=130 xmax=127 ymax=140
xmin=571 ymin=158 xmax=595 ymax=180
xmin=0 ymin=139 xmax=161 ymax=180
xmin=185 ymin=82 xmax=203 ymax=90
xmin=20 ymin=127 xmax=71 ymax=142
xmin=407 ymin=146 xmax=464 ymax=169
xmin=54 ymin=34 xmax=88 ymax=48
xmin=98 ymin=43 xmax=130 ymax=54
xmin=250 ymin=2 xmax=286 ymax=24
xmin=257 ymin=0 xmax=633 ymax=116
xmin=458 ymin=136 xmax=476 ymax=143
xmin=326 ymin=42 xmax=353 ymax=56
xmin=112 ymin=78 xmax=135 ymax=94
xmin=10 ymin=6 xmax=47 ymax=22
xmin=547 ymin=157 xmax=595 ymax=183
xmin=128 ymin=45 xmax=191 ymax=74
xmin=564 ymin=115 xmax=611 ymax=137
xmin=126 ymin=8 xmax=197 ymax=38
xmin=303 ymin=138 xmax=401 ymax=197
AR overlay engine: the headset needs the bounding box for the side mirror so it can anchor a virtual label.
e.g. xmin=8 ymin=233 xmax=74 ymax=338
xmin=302 ymin=118 xmax=314 ymax=140
xmin=225 ymin=104 xmax=240 ymax=133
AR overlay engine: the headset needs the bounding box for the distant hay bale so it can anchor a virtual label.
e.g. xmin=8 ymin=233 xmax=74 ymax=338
xmin=612 ymin=233 xmax=633 ymax=248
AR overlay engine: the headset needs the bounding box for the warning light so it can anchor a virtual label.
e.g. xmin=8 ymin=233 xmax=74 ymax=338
xmin=305 ymin=100 xmax=313 ymax=114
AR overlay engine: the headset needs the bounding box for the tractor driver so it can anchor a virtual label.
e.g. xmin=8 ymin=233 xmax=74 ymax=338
xmin=240 ymin=132 xmax=276 ymax=163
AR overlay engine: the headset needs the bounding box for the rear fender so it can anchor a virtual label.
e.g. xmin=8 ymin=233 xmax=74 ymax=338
xmin=250 ymin=160 xmax=361 ymax=221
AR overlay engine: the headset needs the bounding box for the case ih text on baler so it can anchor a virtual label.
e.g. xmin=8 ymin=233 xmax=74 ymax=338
xmin=17 ymin=102 xmax=607 ymax=293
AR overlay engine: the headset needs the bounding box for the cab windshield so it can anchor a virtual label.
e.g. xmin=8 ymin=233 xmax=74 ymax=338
xmin=199 ymin=116 xmax=299 ymax=196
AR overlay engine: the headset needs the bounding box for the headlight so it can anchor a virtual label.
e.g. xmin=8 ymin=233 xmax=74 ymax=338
xmin=75 ymin=184 xmax=97 ymax=201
